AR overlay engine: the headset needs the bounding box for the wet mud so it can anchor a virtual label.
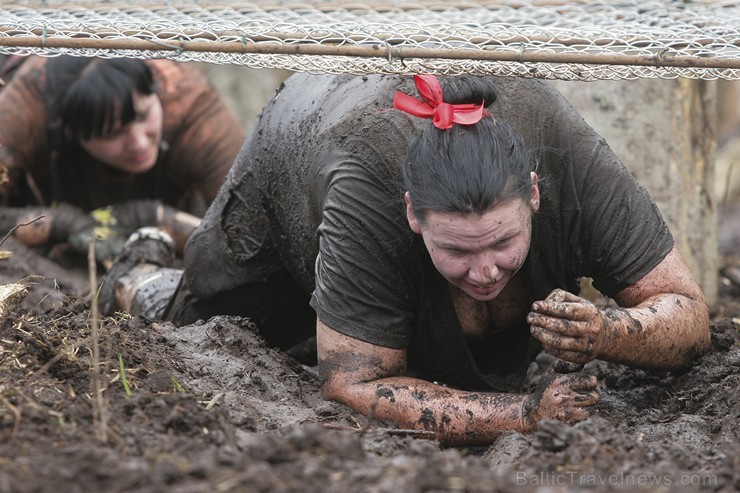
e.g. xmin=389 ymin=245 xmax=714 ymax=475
xmin=0 ymin=215 xmax=737 ymax=492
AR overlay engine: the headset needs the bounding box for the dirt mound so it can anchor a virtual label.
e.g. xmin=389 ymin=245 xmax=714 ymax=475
xmin=0 ymin=282 xmax=737 ymax=492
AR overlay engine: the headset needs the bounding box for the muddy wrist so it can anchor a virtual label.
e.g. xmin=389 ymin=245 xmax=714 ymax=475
xmin=593 ymin=307 xmax=617 ymax=361
xmin=520 ymin=394 xmax=539 ymax=432
xmin=49 ymin=204 xmax=94 ymax=244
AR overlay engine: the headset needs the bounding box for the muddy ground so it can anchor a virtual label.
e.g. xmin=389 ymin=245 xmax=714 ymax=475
xmin=0 ymin=204 xmax=737 ymax=493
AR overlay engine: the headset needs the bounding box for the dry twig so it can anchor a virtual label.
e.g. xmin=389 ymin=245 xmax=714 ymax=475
xmin=0 ymin=396 xmax=21 ymax=438
xmin=0 ymin=215 xmax=45 ymax=249
xmin=88 ymin=239 xmax=108 ymax=442
xmin=321 ymin=422 xmax=436 ymax=439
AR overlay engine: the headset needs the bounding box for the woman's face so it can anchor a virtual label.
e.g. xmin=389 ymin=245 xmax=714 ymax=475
xmin=406 ymin=179 xmax=539 ymax=302
xmin=79 ymin=92 xmax=163 ymax=174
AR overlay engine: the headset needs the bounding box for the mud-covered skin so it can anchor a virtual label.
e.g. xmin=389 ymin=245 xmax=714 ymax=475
xmin=317 ymin=243 xmax=707 ymax=445
xmin=521 ymin=372 xmax=599 ymax=428
xmin=528 ymin=246 xmax=710 ymax=370
xmin=318 ymin=319 xmax=599 ymax=446
xmin=528 ymin=289 xmax=608 ymax=365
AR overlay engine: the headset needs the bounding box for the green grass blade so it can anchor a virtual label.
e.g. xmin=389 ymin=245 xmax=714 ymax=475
xmin=117 ymin=352 xmax=132 ymax=397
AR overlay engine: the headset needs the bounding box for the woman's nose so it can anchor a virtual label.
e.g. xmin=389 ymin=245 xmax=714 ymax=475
xmin=469 ymin=254 xmax=499 ymax=284
xmin=127 ymin=124 xmax=149 ymax=150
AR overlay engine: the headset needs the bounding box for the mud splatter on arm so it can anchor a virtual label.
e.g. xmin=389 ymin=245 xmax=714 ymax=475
xmin=603 ymin=245 xmax=710 ymax=369
xmin=317 ymin=318 xmax=598 ymax=446
xmin=529 ymin=245 xmax=710 ymax=371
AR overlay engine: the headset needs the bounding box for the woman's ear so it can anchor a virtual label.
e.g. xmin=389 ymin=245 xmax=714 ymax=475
xmin=530 ymin=172 xmax=540 ymax=212
xmin=405 ymin=192 xmax=422 ymax=234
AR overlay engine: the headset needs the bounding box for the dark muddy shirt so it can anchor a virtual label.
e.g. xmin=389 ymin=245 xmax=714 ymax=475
xmin=0 ymin=56 xmax=245 ymax=214
xmin=197 ymin=73 xmax=673 ymax=391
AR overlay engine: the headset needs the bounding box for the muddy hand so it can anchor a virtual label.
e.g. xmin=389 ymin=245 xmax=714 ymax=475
xmin=522 ymin=373 xmax=600 ymax=430
xmin=553 ymin=359 xmax=585 ymax=374
xmin=528 ymin=289 xmax=607 ymax=366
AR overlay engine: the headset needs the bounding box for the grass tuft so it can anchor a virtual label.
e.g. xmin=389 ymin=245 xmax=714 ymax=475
xmin=169 ymin=374 xmax=185 ymax=393
xmin=117 ymin=352 xmax=132 ymax=397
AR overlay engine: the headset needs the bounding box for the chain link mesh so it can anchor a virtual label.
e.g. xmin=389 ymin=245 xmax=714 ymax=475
xmin=1 ymin=0 xmax=740 ymax=80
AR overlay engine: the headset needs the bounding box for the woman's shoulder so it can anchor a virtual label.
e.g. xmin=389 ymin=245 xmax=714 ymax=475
xmin=146 ymin=60 xmax=210 ymax=97
xmin=0 ymin=56 xmax=47 ymax=94
xmin=151 ymin=60 xmax=228 ymax=138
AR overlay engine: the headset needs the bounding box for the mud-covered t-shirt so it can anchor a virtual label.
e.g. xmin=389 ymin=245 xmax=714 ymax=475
xmin=0 ymin=56 xmax=245 ymax=214
xmin=233 ymin=73 xmax=673 ymax=391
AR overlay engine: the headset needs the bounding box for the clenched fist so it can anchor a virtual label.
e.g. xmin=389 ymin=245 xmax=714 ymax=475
xmin=528 ymin=289 xmax=609 ymax=365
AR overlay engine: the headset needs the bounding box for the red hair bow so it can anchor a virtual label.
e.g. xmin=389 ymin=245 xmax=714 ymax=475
xmin=393 ymin=74 xmax=490 ymax=129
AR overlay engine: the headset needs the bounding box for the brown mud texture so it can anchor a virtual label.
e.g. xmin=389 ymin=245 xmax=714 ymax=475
xmin=0 ymin=207 xmax=738 ymax=493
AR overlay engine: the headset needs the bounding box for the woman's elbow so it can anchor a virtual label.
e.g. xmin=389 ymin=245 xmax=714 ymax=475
xmin=319 ymin=373 xmax=345 ymax=402
xmin=318 ymin=369 xmax=374 ymax=417
xmin=673 ymin=298 xmax=711 ymax=369
xmin=317 ymin=358 xmax=360 ymax=404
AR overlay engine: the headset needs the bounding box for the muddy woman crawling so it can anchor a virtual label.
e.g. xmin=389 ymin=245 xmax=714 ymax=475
xmin=0 ymin=55 xmax=244 ymax=266
xmin=103 ymin=73 xmax=710 ymax=446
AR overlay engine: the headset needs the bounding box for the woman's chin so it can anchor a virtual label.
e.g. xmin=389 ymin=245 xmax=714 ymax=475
xmin=119 ymin=152 xmax=158 ymax=174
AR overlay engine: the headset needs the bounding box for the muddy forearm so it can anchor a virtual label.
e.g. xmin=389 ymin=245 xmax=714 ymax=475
xmin=598 ymin=294 xmax=710 ymax=371
xmin=327 ymin=376 xmax=529 ymax=446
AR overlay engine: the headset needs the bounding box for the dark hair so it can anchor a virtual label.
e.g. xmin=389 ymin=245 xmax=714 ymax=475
xmin=401 ymin=75 xmax=535 ymax=223
xmin=45 ymin=56 xmax=156 ymax=141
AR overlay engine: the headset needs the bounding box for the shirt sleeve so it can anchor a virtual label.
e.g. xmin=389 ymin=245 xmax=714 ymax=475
xmin=536 ymin=93 xmax=674 ymax=297
xmin=310 ymin=164 xmax=418 ymax=349
xmin=506 ymin=77 xmax=674 ymax=299
xmin=576 ymin=145 xmax=674 ymax=296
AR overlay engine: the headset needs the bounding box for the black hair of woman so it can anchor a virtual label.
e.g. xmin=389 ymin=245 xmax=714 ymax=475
xmin=45 ymin=56 xmax=157 ymax=142
xmin=400 ymin=75 xmax=536 ymax=224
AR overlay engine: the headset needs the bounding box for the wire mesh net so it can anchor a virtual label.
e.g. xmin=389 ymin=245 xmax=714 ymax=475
xmin=1 ymin=0 xmax=740 ymax=80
